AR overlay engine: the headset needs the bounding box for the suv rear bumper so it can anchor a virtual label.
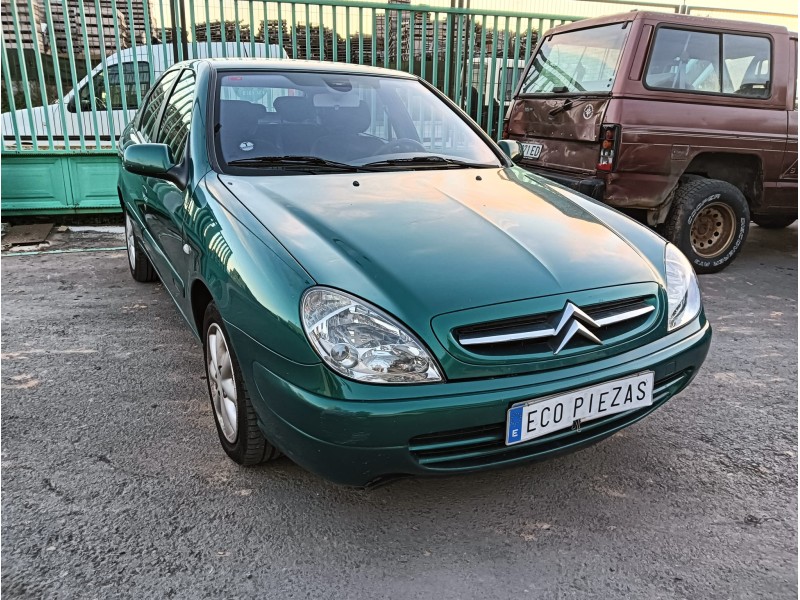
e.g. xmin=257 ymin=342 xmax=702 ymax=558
xmin=519 ymin=165 xmax=606 ymax=201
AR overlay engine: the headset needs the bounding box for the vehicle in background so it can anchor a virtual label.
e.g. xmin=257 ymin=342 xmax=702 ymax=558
xmin=1 ymin=42 xmax=286 ymax=150
xmin=503 ymin=12 xmax=797 ymax=273
xmin=466 ymin=57 xmax=525 ymax=127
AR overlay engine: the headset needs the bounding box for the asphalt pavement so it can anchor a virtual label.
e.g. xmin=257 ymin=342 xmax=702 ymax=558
xmin=1 ymin=224 xmax=797 ymax=599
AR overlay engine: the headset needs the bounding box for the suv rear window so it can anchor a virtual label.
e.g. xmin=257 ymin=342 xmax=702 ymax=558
xmin=645 ymin=27 xmax=772 ymax=98
xmin=520 ymin=23 xmax=630 ymax=94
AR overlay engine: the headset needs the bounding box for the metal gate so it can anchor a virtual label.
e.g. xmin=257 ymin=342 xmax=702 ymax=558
xmin=1 ymin=1 xmax=795 ymax=215
xmin=0 ymin=0 xmax=583 ymax=215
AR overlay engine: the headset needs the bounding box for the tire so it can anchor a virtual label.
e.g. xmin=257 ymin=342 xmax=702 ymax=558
xmin=124 ymin=212 xmax=158 ymax=282
xmin=203 ymin=302 xmax=280 ymax=466
xmin=663 ymin=178 xmax=750 ymax=274
xmin=752 ymin=214 xmax=797 ymax=229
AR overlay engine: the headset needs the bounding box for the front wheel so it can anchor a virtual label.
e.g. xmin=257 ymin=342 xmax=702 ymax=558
xmin=663 ymin=178 xmax=750 ymax=274
xmin=203 ymin=302 xmax=280 ymax=466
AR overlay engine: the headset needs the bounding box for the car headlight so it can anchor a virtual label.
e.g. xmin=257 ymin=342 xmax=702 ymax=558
xmin=301 ymin=287 xmax=443 ymax=384
xmin=665 ymin=243 xmax=702 ymax=331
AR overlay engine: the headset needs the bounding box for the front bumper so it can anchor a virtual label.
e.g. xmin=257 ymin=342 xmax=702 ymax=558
xmin=518 ymin=164 xmax=606 ymax=201
xmin=236 ymin=320 xmax=711 ymax=487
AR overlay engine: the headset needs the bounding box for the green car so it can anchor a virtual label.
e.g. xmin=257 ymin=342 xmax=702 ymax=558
xmin=118 ymin=59 xmax=711 ymax=486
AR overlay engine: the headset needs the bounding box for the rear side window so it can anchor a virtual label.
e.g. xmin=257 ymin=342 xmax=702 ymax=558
xmin=645 ymin=27 xmax=772 ymax=98
xmin=139 ymin=70 xmax=180 ymax=141
xmin=158 ymin=70 xmax=195 ymax=164
xmin=723 ymin=35 xmax=771 ymax=97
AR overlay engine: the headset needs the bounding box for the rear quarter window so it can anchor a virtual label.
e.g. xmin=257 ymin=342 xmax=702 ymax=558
xmin=645 ymin=27 xmax=772 ymax=99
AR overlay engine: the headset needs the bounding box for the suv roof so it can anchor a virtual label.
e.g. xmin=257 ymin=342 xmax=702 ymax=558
xmin=546 ymin=11 xmax=793 ymax=37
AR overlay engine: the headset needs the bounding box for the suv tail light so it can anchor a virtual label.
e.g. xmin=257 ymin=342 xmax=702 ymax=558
xmin=597 ymin=124 xmax=620 ymax=172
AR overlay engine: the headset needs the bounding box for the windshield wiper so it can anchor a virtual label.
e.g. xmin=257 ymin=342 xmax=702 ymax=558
xmin=360 ymin=155 xmax=495 ymax=169
xmin=548 ymin=96 xmax=592 ymax=117
xmin=226 ymin=155 xmax=362 ymax=172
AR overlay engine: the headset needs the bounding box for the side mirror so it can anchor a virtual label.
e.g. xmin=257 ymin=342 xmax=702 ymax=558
xmin=123 ymin=143 xmax=175 ymax=177
xmin=497 ymin=139 xmax=521 ymax=162
xmin=67 ymin=95 xmax=76 ymax=113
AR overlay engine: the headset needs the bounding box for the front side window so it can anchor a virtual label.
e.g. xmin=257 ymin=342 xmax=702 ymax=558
xmin=158 ymin=70 xmax=195 ymax=164
xmin=79 ymin=61 xmax=151 ymax=110
xmin=520 ymin=23 xmax=630 ymax=94
xmin=139 ymin=69 xmax=180 ymax=142
xmin=645 ymin=28 xmax=772 ymax=98
xmin=215 ymin=71 xmax=501 ymax=171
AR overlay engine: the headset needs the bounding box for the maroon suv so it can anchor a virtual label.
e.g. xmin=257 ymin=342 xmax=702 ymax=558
xmin=504 ymin=12 xmax=797 ymax=272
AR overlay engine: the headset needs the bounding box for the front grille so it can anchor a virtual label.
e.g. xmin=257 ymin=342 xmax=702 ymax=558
xmin=455 ymin=296 xmax=656 ymax=357
xmin=408 ymin=369 xmax=693 ymax=470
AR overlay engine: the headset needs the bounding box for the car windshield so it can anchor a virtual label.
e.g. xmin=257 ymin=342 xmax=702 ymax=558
xmin=520 ymin=23 xmax=630 ymax=95
xmin=214 ymin=71 xmax=502 ymax=171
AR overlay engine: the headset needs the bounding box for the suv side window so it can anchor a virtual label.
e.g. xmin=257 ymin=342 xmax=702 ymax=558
xmin=723 ymin=34 xmax=771 ymax=98
xmin=645 ymin=28 xmax=721 ymax=93
xmin=645 ymin=28 xmax=772 ymax=99
xmin=139 ymin=69 xmax=180 ymax=142
xmin=157 ymin=70 xmax=195 ymax=164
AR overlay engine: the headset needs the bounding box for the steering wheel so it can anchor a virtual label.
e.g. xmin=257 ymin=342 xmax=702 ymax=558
xmin=374 ymin=138 xmax=426 ymax=156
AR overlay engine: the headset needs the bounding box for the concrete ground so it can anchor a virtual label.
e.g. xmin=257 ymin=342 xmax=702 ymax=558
xmin=1 ymin=224 xmax=796 ymax=599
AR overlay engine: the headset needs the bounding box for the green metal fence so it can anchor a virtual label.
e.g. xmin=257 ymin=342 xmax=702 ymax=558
xmin=1 ymin=0 xmax=582 ymax=214
xmin=1 ymin=0 xmax=583 ymax=149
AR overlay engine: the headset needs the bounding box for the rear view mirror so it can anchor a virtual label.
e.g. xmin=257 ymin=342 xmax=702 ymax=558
xmin=123 ymin=143 xmax=175 ymax=177
xmin=313 ymin=91 xmax=360 ymax=108
xmin=498 ymin=139 xmax=521 ymax=162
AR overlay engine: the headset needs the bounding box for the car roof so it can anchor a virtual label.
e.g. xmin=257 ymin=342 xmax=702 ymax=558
xmin=201 ymin=58 xmax=418 ymax=78
xmin=545 ymin=11 xmax=792 ymax=37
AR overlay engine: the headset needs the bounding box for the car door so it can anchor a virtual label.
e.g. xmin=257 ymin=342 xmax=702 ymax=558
xmin=120 ymin=68 xmax=180 ymax=284
xmin=140 ymin=68 xmax=196 ymax=301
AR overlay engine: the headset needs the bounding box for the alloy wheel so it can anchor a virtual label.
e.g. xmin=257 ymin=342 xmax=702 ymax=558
xmin=206 ymin=323 xmax=239 ymax=443
xmin=125 ymin=214 xmax=136 ymax=270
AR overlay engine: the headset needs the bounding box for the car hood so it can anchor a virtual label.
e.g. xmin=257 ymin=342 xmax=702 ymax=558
xmin=219 ymin=168 xmax=661 ymax=317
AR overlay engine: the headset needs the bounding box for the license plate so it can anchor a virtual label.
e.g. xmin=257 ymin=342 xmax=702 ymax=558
xmin=505 ymin=372 xmax=654 ymax=446
xmin=521 ymin=142 xmax=543 ymax=159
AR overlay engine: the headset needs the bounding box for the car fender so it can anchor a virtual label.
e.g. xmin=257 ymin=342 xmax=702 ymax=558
xmin=184 ymin=176 xmax=320 ymax=366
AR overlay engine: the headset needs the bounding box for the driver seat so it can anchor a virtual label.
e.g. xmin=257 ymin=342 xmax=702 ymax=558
xmin=218 ymin=100 xmax=277 ymax=161
xmin=312 ymin=101 xmax=385 ymax=161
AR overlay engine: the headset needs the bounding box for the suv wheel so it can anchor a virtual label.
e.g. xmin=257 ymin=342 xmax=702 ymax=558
xmin=203 ymin=302 xmax=281 ymax=466
xmin=752 ymin=214 xmax=797 ymax=229
xmin=664 ymin=178 xmax=750 ymax=274
xmin=124 ymin=213 xmax=158 ymax=282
